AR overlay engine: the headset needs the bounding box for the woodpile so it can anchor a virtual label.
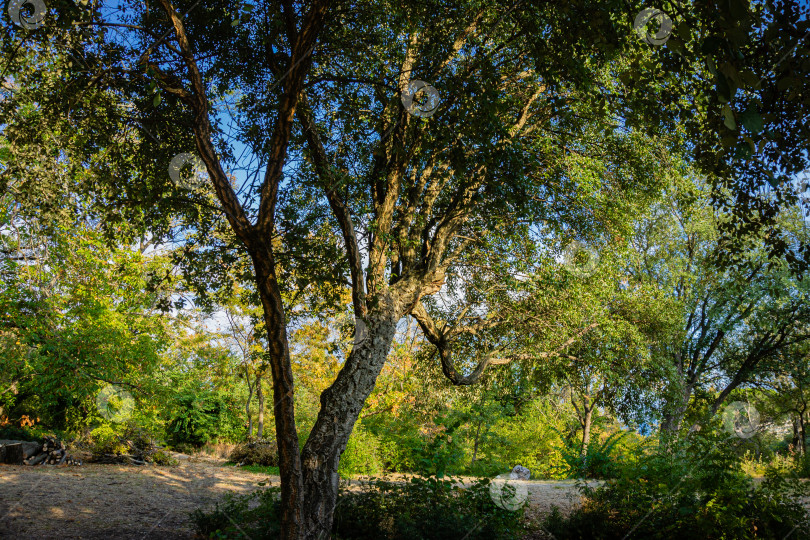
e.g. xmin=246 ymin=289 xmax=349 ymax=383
xmin=0 ymin=436 xmax=82 ymax=466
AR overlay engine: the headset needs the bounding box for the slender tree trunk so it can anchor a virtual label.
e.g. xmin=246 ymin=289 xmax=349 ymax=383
xmin=800 ymin=410 xmax=806 ymax=456
xmin=257 ymin=374 xmax=265 ymax=439
xmin=581 ymin=406 xmax=593 ymax=459
xmin=471 ymin=419 xmax=483 ymax=468
xmin=245 ymin=378 xmax=254 ymax=439
xmin=792 ymin=416 xmax=800 ymax=452
xmin=252 ymin=251 xmax=304 ymax=540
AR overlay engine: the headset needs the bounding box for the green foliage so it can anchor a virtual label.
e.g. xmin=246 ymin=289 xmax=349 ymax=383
xmin=557 ymin=430 xmax=631 ymax=479
xmin=89 ymin=424 xmax=129 ymax=456
xmin=148 ymin=449 xmax=179 ymax=466
xmin=333 ymin=476 xmax=525 ymax=540
xmin=339 ymin=424 xmax=384 ymax=476
xmin=166 ymin=389 xmax=243 ymax=448
xmin=192 ymin=475 xmax=525 ymax=540
xmin=191 ymin=487 xmax=282 ymax=539
xmin=543 ymin=433 xmax=810 ymax=539
xmin=0 ymin=425 xmax=55 ymax=442
xmin=225 ymin=463 xmax=280 ymax=476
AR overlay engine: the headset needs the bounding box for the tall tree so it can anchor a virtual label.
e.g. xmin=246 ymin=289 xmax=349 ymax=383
xmin=5 ymin=1 xmax=809 ymax=537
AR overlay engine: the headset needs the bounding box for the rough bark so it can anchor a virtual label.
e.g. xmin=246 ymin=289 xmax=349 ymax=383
xmin=299 ymin=306 xmax=402 ymax=539
xmin=252 ymin=250 xmax=304 ymax=539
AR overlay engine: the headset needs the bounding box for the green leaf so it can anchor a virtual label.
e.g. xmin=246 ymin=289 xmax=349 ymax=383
xmin=739 ymin=107 xmax=763 ymax=134
xmin=152 ymin=93 xmax=161 ymax=106
xmin=777 ymin=77 xmax=794 ymax=91
xmin=722 ymin=104 xmax=736 ymax=130
xmin=701 ymin=37 xmax=723 ymax=54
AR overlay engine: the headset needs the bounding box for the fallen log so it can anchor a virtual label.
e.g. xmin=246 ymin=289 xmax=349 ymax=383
xmin=26 ymin=453 xmax=48 ymax=466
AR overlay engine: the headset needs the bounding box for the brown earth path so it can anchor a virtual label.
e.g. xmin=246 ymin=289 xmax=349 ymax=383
xmin=0 ymin=457 xmax=586 ymax=539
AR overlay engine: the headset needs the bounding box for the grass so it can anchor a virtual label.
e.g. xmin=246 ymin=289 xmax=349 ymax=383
xmin=223 ymin=462 xmax=280 ymax=476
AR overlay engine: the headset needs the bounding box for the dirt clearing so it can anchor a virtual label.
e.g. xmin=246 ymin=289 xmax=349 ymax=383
xmin=0 ymin=459 xmax=585 ymax=539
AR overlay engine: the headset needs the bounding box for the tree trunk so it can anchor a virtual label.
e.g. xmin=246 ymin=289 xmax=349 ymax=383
xmin=245 ymin=374 xmax=254 ymax=439
xmin=661 ymin=383 xmax=694 ymax=439
xmin=252 ymin=251 xmax=304 ymax=540
xmin=792 ymin=416 xmax=800 ymax=452
xmin=299 ymin=309 xmax=401 ymax=539
xmin=581 ymin=406 xmax=593 ymax=459
xmin=470 ymin=419 xmax=483 ymax=468
xmin=800 ymin=410 xmax=806 ymax=456
xmin=257 ymin=374 xmax=265 ymax=439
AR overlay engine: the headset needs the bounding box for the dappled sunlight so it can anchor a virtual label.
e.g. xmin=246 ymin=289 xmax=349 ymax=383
xmin=0 ymin=461 xmax=268 ymax=538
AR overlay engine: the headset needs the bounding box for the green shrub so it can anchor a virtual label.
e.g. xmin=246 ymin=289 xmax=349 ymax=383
xmin=192 ymin=475 xmax=526 ymax=539
xmin=556 ymin=430 xmax=630 ymax=479
xmin=90 ymin=424 xmax=128 ymax=456
xmin=334 ymin=476 xmax=525 ymax=540
xmin=148 ymin=449 xmax=179 ymax=466
xmin=191 ymin=486 xmax=282 ymax=539
xmin=339 ymin=425 xmax=383 ymax=475
xmin=0 ymin=425 xmax=52 ymax=442
xmin=166 ymin=389 xmax=242 ymax=448
xmin=229 ymin=439 xmax=279 ymax=467
xmin=543 ymin=433 xmax=810 ymax=539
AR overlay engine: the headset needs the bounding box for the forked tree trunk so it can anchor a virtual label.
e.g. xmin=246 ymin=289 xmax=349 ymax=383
xmin=661 ymin=383 xmax=694 ymax=439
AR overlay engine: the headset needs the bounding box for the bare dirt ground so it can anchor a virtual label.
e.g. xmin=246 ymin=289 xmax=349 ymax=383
xmin=0 ymin=457 xmax=586 ymax=539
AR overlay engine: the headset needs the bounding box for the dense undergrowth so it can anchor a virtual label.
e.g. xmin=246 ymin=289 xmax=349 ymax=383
xmin=191 ymin=475 xmax=527 ymax=540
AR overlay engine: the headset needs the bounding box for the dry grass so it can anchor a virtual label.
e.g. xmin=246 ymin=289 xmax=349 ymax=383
xmin=196 ymin=441 xmax=238 ymax=460
xmin=0 ymin=459 xmax=585 ymax=539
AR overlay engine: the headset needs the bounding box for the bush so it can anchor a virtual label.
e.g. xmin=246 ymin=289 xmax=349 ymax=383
xmin=339 ymin=424 xmax=383 ymax=475
xmin=543 ymin=433 xmax=810 ymax=539
xmin=90 ymin=424 xmax=128 ymax=457
xmin=334 ymin=476 xmax=525 ymax=540
xmin=166 ymin=389 xmax=243 ymax=448
xmin=0 ymin=423 xmax=62 ymax=443
xmin=192 ymin=475 xmax=526 ymax=539
xmin=191 ymin=486 xmax=282 ymax=539
xmin=148 ymin=449 xmax=179 ymax=466
xmin=556 ymin=430 xmax=630 ymax=479
xmin=229 ymin=439 xmax=279 ymax=466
